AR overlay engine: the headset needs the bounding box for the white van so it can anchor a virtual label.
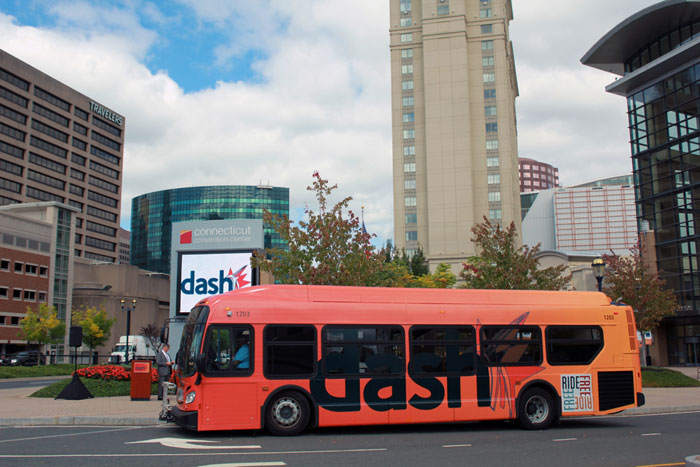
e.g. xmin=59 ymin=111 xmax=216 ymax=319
xmin=108 ymin=335 xmax=157 ymax=363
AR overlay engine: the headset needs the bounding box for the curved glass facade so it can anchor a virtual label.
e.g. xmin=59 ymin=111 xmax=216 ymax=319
xmin=130 ymin=185 xmax=288 ymax=274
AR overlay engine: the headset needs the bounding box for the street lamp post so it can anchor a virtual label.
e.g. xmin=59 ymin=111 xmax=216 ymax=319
xmin=592 ymin=257 xmax=606 ymax=292
xmin=120 ymin=299 xmax=137 ymax=364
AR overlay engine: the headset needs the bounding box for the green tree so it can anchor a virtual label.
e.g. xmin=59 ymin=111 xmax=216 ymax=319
xmin=253 ymin=172 xmax=386 ymax=286
xmin=71 ymin=304 xmax=116 ymax=351
xmin=19 ymin=303 xmax=66 ymax=364
xmin=602 ymin=246 xmax=677 ymax=366
xmin=407 ymin=263 xmax=457 ymax=288
xmin=460 ymin=217 xmax=570 ymax=290
xmin=409 ymin=247 xmax=429 ymax=276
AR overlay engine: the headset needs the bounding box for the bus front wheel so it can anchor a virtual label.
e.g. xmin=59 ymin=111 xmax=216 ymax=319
xmin=265 ymin=391 xmax=310 ymax=436
xmin=517 ymin=387 xmax=557 ymax=430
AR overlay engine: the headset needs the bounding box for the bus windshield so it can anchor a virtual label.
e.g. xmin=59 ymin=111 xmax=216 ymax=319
xmin=178 ymin=305 xmax=209 ymax=377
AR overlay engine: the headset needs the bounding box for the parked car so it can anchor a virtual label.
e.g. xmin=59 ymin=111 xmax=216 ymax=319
xmin=0 ymin=354 xmax=11 ymax=366
xmin=9 ymin=350 xmax=43 ymax=366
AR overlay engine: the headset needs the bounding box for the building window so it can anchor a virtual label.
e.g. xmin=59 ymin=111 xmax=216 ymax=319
xmin=481 ymin=24 xmax=493 ymax=34
xmin=485 ymin=105 xmax=497 ymax=116
xmin=400 ymin=0 xmax=411 ymax=13
xmin=405 ymin=179 xmax=416 ymax=190
xmin=403 ymin=112 xmax=415 ymax=123
xmin=488 ymin=174 xmax=500 ymax=184
xmin=23 ymin=290 xmax=36 ymax=301
xmin=401 ymin=49 xmax=413 ymax=59
xmin=480 ymin=8 xmax=492 ymax=18
xmin=12 ymin=288 xmax=22 ymax=300
xmin=405 ymin=196 xmax=417 ymax=207
xmin=482 ymin=56 xmax=494 ymax=67
xmin=486 ymin=140 xmax=499 ymax=150
xmin=406 ymin=231 xmax=418 ymax=241
xmin=0 ymin=259 xmax=8 ymax=271
xmin=401 ymin=64 xmax=413 ymax=75
xmin=24 ymin=264 xmax=37 ymax=275
xmin=486 ymin=122 xmax=498 ymax=132
xmin=401 ymin=33 xmax=413 ymax=43
xmin=481 ymin=40 xmax=493 ymax=50
xmin=487 ymin=156 xmax=499 ymax=167
xmin=403 ymin=129 xmax=415 ymax=140
xmin=406 ymin=213 xmax=417 ymax=224
xmin=402 ymin=80 xmax=414 ymax=91
xmin=404 ymin=146 xmax=416 ymax=156
xmin=488 ymin=192 xmax=501 ymax=202
xmin=404 ymin=162 xmax=416 ymax=173
xmin=489 ymin=209 xmax=502 ymax=220
xmin=14 ymin=261 xmax=23 ymax=273
xmin=403 ymin=96 xmax=414 ymax=107
xmin=400 ymin=17 xmax=412 ymax=27
xmin=484 ymin=89 xmax=496 ymax=99
xmin=483 ymin=73 xmax=495 ymax=83
xmin=0 ymin=286 xmax=7 ymax=299
xmin=437 ymin=1 xmax=449 ymax=16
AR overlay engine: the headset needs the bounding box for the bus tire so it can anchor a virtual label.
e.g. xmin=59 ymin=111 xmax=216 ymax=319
xmin=265 ymin=391 xmax=310 ymax=436
xmin=517 ymin=387 xmax=557 ymax=430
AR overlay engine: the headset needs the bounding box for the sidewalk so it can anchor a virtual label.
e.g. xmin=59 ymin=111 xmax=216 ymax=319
xmin=0 ymin=377 xmax=163 ymax=427
xmin=0 ymin=370 xmax=697 ymax=427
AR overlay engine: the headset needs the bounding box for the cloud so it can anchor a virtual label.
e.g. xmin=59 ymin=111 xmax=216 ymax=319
xmin=0 ymin=1 xmax=394 ymax=241
xmin=0 ymin=0 xmax=667 ymax=247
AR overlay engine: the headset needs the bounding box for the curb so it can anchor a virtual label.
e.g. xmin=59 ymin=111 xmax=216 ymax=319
xmin=0 ymin=416 xmax=163 ymax=427
xmin=618 ymin=405 xmax=700 ymax=416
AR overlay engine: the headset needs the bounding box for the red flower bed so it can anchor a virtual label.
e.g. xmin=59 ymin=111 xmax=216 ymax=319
xmin=74 ymin=365 xmax=158 ymax=383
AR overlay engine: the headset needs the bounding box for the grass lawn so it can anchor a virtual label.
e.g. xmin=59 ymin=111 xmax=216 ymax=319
xmin=642 ymin=367 xmax=700 ymax=388
xmin=30 ymin=377 xmax=158 ymax=398
xmin=0 ymin=364 xmax=90 ymax=379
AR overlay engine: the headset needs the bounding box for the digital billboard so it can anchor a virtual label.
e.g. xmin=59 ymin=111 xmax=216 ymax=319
xmin=176 ymin=250 xmax=256 ymax=314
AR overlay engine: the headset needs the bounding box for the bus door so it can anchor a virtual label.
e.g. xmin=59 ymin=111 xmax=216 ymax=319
xmin=199 ymin=325 xmax=258 ymax=429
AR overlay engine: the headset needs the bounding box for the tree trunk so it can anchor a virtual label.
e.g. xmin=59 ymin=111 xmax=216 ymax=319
xmin=639 ymin=339 xmax=648 ymax=367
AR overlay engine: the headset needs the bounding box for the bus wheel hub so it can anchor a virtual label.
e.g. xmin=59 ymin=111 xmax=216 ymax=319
xmin=272 ymin=398 xmax=300 ymax=426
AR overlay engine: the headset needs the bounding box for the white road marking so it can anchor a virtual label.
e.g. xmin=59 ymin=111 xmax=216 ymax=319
xmin=641 ymin=433 xmax=661 ymax=436
xmin=442 ymin=444 xmax=472 ymax=448
xmin=0 ymin=448 xmax=388 ymax=458
xmin=198 ymin=463 xmax=285 ymax=467
xmin=126 ymin=437 xmax=261 ymax=450
xmin=553 ymin=438 xmax=577 ymax=442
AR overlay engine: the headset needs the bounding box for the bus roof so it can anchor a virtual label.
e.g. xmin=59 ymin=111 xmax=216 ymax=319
xmin=202 ymin=284 xmax=613 ymax=308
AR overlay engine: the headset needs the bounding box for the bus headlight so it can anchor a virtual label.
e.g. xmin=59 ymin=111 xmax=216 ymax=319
xmin=185 ymin=391 xmax=196 ymax=404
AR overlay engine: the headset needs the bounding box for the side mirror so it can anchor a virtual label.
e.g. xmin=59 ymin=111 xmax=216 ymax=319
xmin=196 ymin=353 xmax=206 ymax=374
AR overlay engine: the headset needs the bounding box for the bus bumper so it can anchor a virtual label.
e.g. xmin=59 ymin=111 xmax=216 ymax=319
xmin=637 ymin=392 xmax=645 ymax=407
xmin=171 ymin=406 xmax=198 ymax=430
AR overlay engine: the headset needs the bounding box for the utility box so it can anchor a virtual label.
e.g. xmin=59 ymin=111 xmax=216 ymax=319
xmin=130 ymin=360 xmax=152 ymax=401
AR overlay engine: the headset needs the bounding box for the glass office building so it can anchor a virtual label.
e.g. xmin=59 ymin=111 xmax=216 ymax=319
xmin=130 ymin=185 xmax=289 ymax=274
xmin=583 ymin=0 xmax=700 ymax=365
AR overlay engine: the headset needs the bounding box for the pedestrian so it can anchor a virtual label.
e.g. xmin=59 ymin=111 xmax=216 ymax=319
xmin=156 ymin=343 xmax=173 ymax=401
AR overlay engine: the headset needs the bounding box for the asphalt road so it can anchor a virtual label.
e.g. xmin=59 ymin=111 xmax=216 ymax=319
xmin=0 ymin=411 xmax=698 ymax=467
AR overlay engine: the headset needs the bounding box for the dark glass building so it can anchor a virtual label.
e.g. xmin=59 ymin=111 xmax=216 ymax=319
xmin=130 ymin=185 xmax=289 ymax=274
xmin=583 ymin=0 xmax=700 ymax=365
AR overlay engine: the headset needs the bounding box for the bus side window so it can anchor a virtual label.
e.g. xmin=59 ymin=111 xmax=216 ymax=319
xmin=480 ymin=326 xmax=542 ymax=365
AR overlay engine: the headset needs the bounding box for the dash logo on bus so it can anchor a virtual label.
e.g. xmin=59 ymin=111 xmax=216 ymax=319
xmin=180 ymin=266 xmax=250 ymax=295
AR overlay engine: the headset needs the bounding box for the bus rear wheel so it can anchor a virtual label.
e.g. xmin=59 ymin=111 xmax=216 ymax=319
xmin=266 ymin=391 xmax=310 ymax=436
xmin=518 ymin=387 xmax=557 ymax=430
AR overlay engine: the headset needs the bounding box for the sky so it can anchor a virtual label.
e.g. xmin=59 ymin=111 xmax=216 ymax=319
xmin=0 ymin=0 xmax=662 ymax=245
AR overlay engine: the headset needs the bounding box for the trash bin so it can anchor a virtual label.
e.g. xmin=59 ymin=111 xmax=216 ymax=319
xmin=130 ymin=360 xmax=152 ymax=401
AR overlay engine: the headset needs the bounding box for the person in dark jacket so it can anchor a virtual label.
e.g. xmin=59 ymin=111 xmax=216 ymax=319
xmin=156 ymin=343 xmax=173 ymax=400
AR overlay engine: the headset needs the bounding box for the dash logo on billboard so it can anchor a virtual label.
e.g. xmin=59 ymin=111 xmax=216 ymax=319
xmin=177 ymin=251 xmax=253 ymax=314
xmin=180 ymin=266 xmax=250 ymax=295
xmin=180 ymin=230 xmax=193 ymax=244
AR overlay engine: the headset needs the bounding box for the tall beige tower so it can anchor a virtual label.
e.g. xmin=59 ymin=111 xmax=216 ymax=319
xmin=389 ymin=0 xmax=520 ymax=272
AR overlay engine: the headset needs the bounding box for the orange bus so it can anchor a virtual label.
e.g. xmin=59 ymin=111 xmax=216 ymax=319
xmin=168 ymin=285 xmax=644 ymax=435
